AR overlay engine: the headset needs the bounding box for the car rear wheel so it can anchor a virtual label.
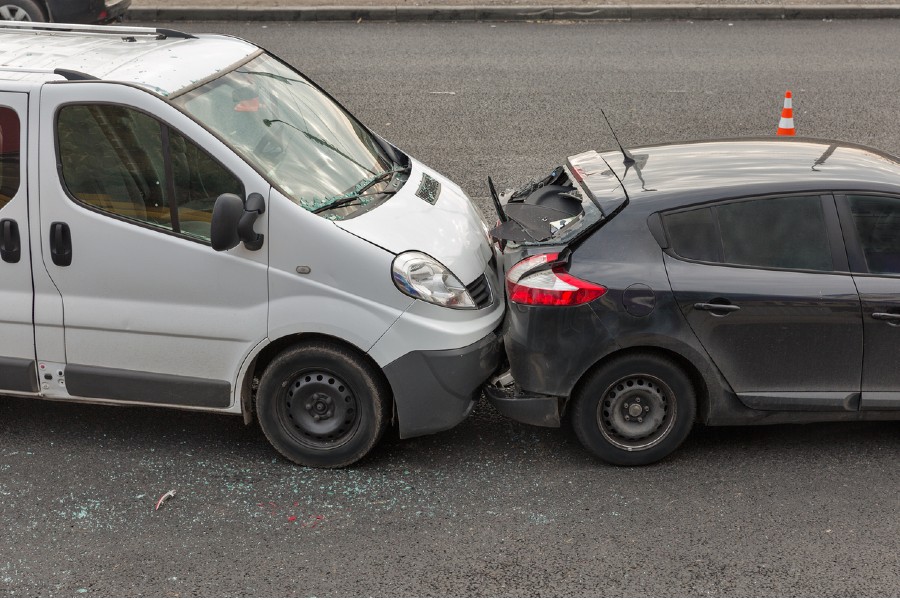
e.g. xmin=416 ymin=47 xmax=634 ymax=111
xmin=0 ymin=0 xmax=46 ymax=21
xmin=572 ymin=354 xmax=696 ymax=466
xmin=256 ymin=342 xmax=390 ymax=468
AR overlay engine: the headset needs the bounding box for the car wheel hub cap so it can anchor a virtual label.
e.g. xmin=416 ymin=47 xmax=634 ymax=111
xmin=285 ymin=371 xmax=358 ymax=446
xmin=0 ymin=5 xmax=31 ymax=20
xmin=597 ymin=374 xmax=676 ymax=451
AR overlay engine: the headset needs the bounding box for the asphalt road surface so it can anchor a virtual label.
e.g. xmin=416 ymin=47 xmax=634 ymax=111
xmin=2 ymin=20 xmax=900 ymax=597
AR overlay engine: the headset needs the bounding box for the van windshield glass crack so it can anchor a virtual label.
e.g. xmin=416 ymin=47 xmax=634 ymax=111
xmin=172 ymin=54 xmax=398 ymax=215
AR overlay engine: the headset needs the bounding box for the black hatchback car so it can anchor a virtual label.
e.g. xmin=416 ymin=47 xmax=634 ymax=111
xmin=486 ymin=138 xmax=900 ymax=465
xmin=0 ymin=0 xmax=128 ymax=23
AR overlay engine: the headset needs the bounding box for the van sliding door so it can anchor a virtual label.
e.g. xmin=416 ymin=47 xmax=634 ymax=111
xmin=0 ymin=91 xmax=39 ymax=395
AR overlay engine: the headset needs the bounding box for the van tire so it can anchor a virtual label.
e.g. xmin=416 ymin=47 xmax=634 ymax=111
xmin=256 ymin=342 xmax=389 ymax=468
xmin=0 ymin=0 xmax=47 ymax=21
xmin=571 ymin=354 xmax=696 ymax=466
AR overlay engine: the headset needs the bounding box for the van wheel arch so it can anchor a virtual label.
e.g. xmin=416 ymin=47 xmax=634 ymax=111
xmin=568 ymin=346 xmax=709 ymax=424
xmin=241 ymin=333 xmax=395 ymax=426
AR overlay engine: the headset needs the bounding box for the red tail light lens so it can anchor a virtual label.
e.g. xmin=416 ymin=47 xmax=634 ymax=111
xmin=506 ymin=253 xmax=607 ymax=306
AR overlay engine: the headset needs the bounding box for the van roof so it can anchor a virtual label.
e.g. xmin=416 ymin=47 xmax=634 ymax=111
xmin=0 ymin=23 xmax=258 ymax=97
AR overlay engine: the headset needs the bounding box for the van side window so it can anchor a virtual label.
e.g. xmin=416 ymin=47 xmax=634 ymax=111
xmin=57 ymin=104 xmax=244 ymax=242
xmin=168 ymin=128 xmax=244 ymax=240
xmin=0 ymin=106 xmax=21 ymax=210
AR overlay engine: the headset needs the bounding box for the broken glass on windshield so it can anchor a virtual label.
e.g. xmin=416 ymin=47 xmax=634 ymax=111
xmin=172 ymin=53 xmax=405 ymax=219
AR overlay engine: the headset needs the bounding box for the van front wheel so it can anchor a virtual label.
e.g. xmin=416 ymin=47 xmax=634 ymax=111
xmin=256 ymin=342 xmax=389 ymax=468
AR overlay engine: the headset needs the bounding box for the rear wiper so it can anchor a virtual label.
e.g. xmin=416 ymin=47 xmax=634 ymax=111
xmin=313 ymin=166 xmax=409 ymax=214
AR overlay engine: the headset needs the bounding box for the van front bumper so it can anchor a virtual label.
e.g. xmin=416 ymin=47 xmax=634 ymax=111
xmin=383 ymin=332 xmax=501 ymax=438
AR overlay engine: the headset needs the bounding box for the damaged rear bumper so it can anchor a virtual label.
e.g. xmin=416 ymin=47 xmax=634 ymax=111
xmin=483 ymin=370 xmax=561 ymax=428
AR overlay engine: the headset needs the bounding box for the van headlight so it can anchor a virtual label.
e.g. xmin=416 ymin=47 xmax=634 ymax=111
xmin=391 ymin=251 xmax=476 ymax=309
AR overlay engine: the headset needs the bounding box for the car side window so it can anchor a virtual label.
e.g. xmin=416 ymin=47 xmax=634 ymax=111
xmin=662 ymin=207 xmax=719 ymax=262
xmin=0 ymin=106 xmax=21 ymax=211
xmin=847 ymin=195 xmax=900 ymax=275
xmin=663 ymin=195 xmax=833 ymax=272
xmin=57 ymin=104 xmax=243 ymax=242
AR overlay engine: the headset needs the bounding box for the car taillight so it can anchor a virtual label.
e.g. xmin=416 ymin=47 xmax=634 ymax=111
xmin=506 ymin=253 xmax=607 ymax=306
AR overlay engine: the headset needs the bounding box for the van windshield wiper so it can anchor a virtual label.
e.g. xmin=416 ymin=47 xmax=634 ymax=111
xmin=263 ymin=118 xmax=377 ymax=175
xmin=313 ymin=166 xmax=410 ymax=214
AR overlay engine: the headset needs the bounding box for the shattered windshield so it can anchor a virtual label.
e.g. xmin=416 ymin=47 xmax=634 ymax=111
xmin=172 ymin=53 xmax=398 ymax=214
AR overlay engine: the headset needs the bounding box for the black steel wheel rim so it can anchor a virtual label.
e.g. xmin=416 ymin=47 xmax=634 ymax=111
xmin=596 ymin=373 xmax=677 ymax=451
xmin=280 ymin=370 xmax=360 ymax=449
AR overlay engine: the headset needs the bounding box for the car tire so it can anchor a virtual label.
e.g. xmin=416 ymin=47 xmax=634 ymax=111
xmin=571 ymin=353 xmax=696 ymax=466
xmin=0 ymin=0 xmax=46 ymax=21
xmin=256 ymin=342 xmax=390 ymax=468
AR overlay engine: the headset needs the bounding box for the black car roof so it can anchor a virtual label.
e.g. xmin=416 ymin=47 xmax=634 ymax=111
xmin=602 ymin=138 xmax=900 ymax=210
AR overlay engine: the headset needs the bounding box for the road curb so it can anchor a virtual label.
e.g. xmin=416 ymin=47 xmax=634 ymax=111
xmin=128 ymin=4 xmax=900 ymax=22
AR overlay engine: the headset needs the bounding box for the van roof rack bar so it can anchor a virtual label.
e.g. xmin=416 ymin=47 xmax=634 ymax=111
xmin=54 ymin=68 xmax=99 ymax=81
xmin=0 ymin=66 xmax=99 ymax=80
xmin=0 ymin=21 xmax=196 ymax=40
xmin=154 ymin=28 xmax=196 ymax=40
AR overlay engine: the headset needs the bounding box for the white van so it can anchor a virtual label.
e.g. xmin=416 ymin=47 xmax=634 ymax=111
xmin=0 ymin=22 xmax=503 ymax=467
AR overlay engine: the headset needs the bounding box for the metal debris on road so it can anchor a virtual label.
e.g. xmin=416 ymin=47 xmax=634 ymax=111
xmin=154 ymin=489 xmax=176 ymax=511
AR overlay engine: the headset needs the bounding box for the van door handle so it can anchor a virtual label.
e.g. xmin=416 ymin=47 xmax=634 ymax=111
xmin=694 ymin=302 xmax=741 ymax=314
xmin=49 ymin=222 xmax=72 ymax=267
xmin=0 ymin=218 xmax=20 ymax=263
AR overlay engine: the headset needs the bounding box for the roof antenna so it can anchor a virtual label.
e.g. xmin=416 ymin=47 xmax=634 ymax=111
xmin=600 ymin=108 xmax=635 ymax=166
xmin=487 ymin=176 xmax=509 ymax=222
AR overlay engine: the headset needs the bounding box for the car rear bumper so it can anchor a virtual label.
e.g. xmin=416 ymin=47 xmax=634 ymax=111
xmin=383 ymin=331 xmax=501 ymax=439
xmin=504 ymin=301 xmax=617 ymax=398
xmin=48 ymin=0 xmax=131 ymax=23
xmin=483 ymin=377 xmax=561 ymax=427
xmin=52 ymin=0 xmax=131 ymax=23
xmin=103 ymin=0 xmax=131 ymax=21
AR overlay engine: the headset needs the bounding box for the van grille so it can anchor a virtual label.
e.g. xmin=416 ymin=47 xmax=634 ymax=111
xmin=466 ymin=273 xmax=492 ymax=309
xmin=415 ymin=174 xmax=441 ymax=205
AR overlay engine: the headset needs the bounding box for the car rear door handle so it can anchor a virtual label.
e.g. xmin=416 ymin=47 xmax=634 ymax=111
xmin=49 ymin=222 xmax=72 ymax=267
xmin=0 ymin=218 xmax=20 ymax=263
xmin=694 ymin=302 xmax=741 ymax=314
xmin=872 ymin=312 xmax=900 ymax=322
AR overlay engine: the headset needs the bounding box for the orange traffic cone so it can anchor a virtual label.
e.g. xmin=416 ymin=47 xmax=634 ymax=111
xmin=777 ymin=90 xmax=795 ymax=136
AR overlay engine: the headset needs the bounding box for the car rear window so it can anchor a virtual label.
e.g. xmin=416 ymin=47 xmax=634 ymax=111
xmin=663 ymin=195 xmax=833 ymax=272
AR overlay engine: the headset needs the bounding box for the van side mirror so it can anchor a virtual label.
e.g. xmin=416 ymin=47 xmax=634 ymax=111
xmin=211 ymin=192 xmax=265 ymax=252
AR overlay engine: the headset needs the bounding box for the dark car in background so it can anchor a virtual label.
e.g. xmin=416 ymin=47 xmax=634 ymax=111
xmin=487 ymin=138 xmax=900 ymax=465
xmin=0 ymin=0 xmax=128 ymax=22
